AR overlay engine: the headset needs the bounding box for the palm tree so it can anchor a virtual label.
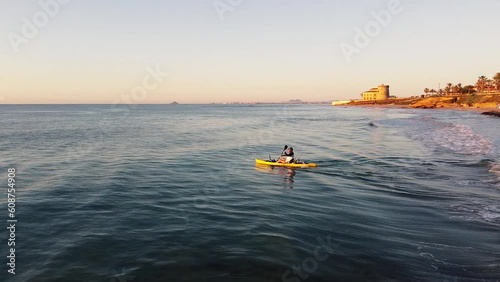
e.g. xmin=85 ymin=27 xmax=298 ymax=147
xmin=494 ymin=73 xmax=500 ymax=90
xmin=476 ymin=76 xmax=488 ymax=93
xmin=462 ymin=85 xmax=476 ymax=94
xmin=430 ymin=89 xmax=436 ymax=95
xmin=446 ymin=83 xmax=453 ymax=95
xmin=487 ymin=79 xmax=494 ymax=92
xmin=424 ymin=88 xmax=430 ymax=95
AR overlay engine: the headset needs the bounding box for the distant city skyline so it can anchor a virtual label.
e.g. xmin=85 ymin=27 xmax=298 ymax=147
xmin=1 ymin=0 xmax=500 ymax=104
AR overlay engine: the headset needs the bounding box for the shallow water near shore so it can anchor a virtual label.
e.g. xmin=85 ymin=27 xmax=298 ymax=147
xmin=0 ymin=104 xmax=499 ymax=282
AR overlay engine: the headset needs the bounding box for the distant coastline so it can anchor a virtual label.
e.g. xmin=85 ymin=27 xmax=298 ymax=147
xmin=210 ymin=99 xmax=331 ymax=105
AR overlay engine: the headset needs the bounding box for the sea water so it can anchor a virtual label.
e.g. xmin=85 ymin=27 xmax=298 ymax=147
xmin=0 ymin=104 xmax=499 ymax=281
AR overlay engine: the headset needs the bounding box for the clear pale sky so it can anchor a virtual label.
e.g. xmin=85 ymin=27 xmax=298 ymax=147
xmin=1 ymin=0 xmax=499 ymax=104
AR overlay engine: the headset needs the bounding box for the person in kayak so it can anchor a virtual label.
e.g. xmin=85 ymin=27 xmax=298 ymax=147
xmin=280 ymin=145 xmax=288 ymax=156
xmin=277 ymin=146 xmax=294 ymax=163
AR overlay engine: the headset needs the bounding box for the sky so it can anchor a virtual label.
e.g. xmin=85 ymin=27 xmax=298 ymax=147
xmin=1 ymin=0 xmax=499 ymax=104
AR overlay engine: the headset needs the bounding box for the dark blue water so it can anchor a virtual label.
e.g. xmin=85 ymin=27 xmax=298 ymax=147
xmin=0 ymin=105 xmax=499 ymax=282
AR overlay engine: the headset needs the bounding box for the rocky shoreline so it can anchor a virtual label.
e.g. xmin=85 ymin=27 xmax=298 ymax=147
xmin=344 ymin=94 xmax=499 ymax=108
xmin=341 ymin=94 xmax=500 ymax=117
xmin=407 ymin=94 xmax=500 ymax=109
xmin=481 ymin=111 xmax=500 ymax=118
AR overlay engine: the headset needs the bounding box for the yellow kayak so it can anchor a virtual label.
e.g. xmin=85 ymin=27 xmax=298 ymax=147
xmin=255 ymin=159 xmax=318 ymax=168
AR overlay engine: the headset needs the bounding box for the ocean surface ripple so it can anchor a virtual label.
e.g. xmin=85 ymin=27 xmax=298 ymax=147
xmin=0 ymin=105 xmax=499 ymax=282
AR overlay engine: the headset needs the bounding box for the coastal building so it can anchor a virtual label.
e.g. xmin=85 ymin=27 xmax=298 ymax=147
xmin=361 ymin=84 xmax=390 ymax=100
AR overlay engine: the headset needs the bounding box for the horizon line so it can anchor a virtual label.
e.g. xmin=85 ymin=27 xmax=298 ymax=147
xmin=0 ymin=102 xmax=334 ymax=105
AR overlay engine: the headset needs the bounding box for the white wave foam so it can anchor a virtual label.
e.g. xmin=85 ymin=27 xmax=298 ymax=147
xmin=479 ymin=205 xmax=500 ymax=222
xmin=450 ymin=203 xmax=500 ymax=223
xmin=431 ymin=124 xmax=493 ymax=155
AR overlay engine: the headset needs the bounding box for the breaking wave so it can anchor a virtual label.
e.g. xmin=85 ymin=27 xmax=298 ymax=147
xmin=400 ymin=116 xmax=494 ymax=156
xmin=431 ymin=123 xmax=493 ymax=155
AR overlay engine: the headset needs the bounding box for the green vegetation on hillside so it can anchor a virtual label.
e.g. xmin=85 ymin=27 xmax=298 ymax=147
xmin=423 ymin=72 xmax=500 ymax=96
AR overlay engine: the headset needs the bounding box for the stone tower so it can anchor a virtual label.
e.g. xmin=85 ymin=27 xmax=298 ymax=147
xmin=377 ymin=84 xmax=390 ymax=100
